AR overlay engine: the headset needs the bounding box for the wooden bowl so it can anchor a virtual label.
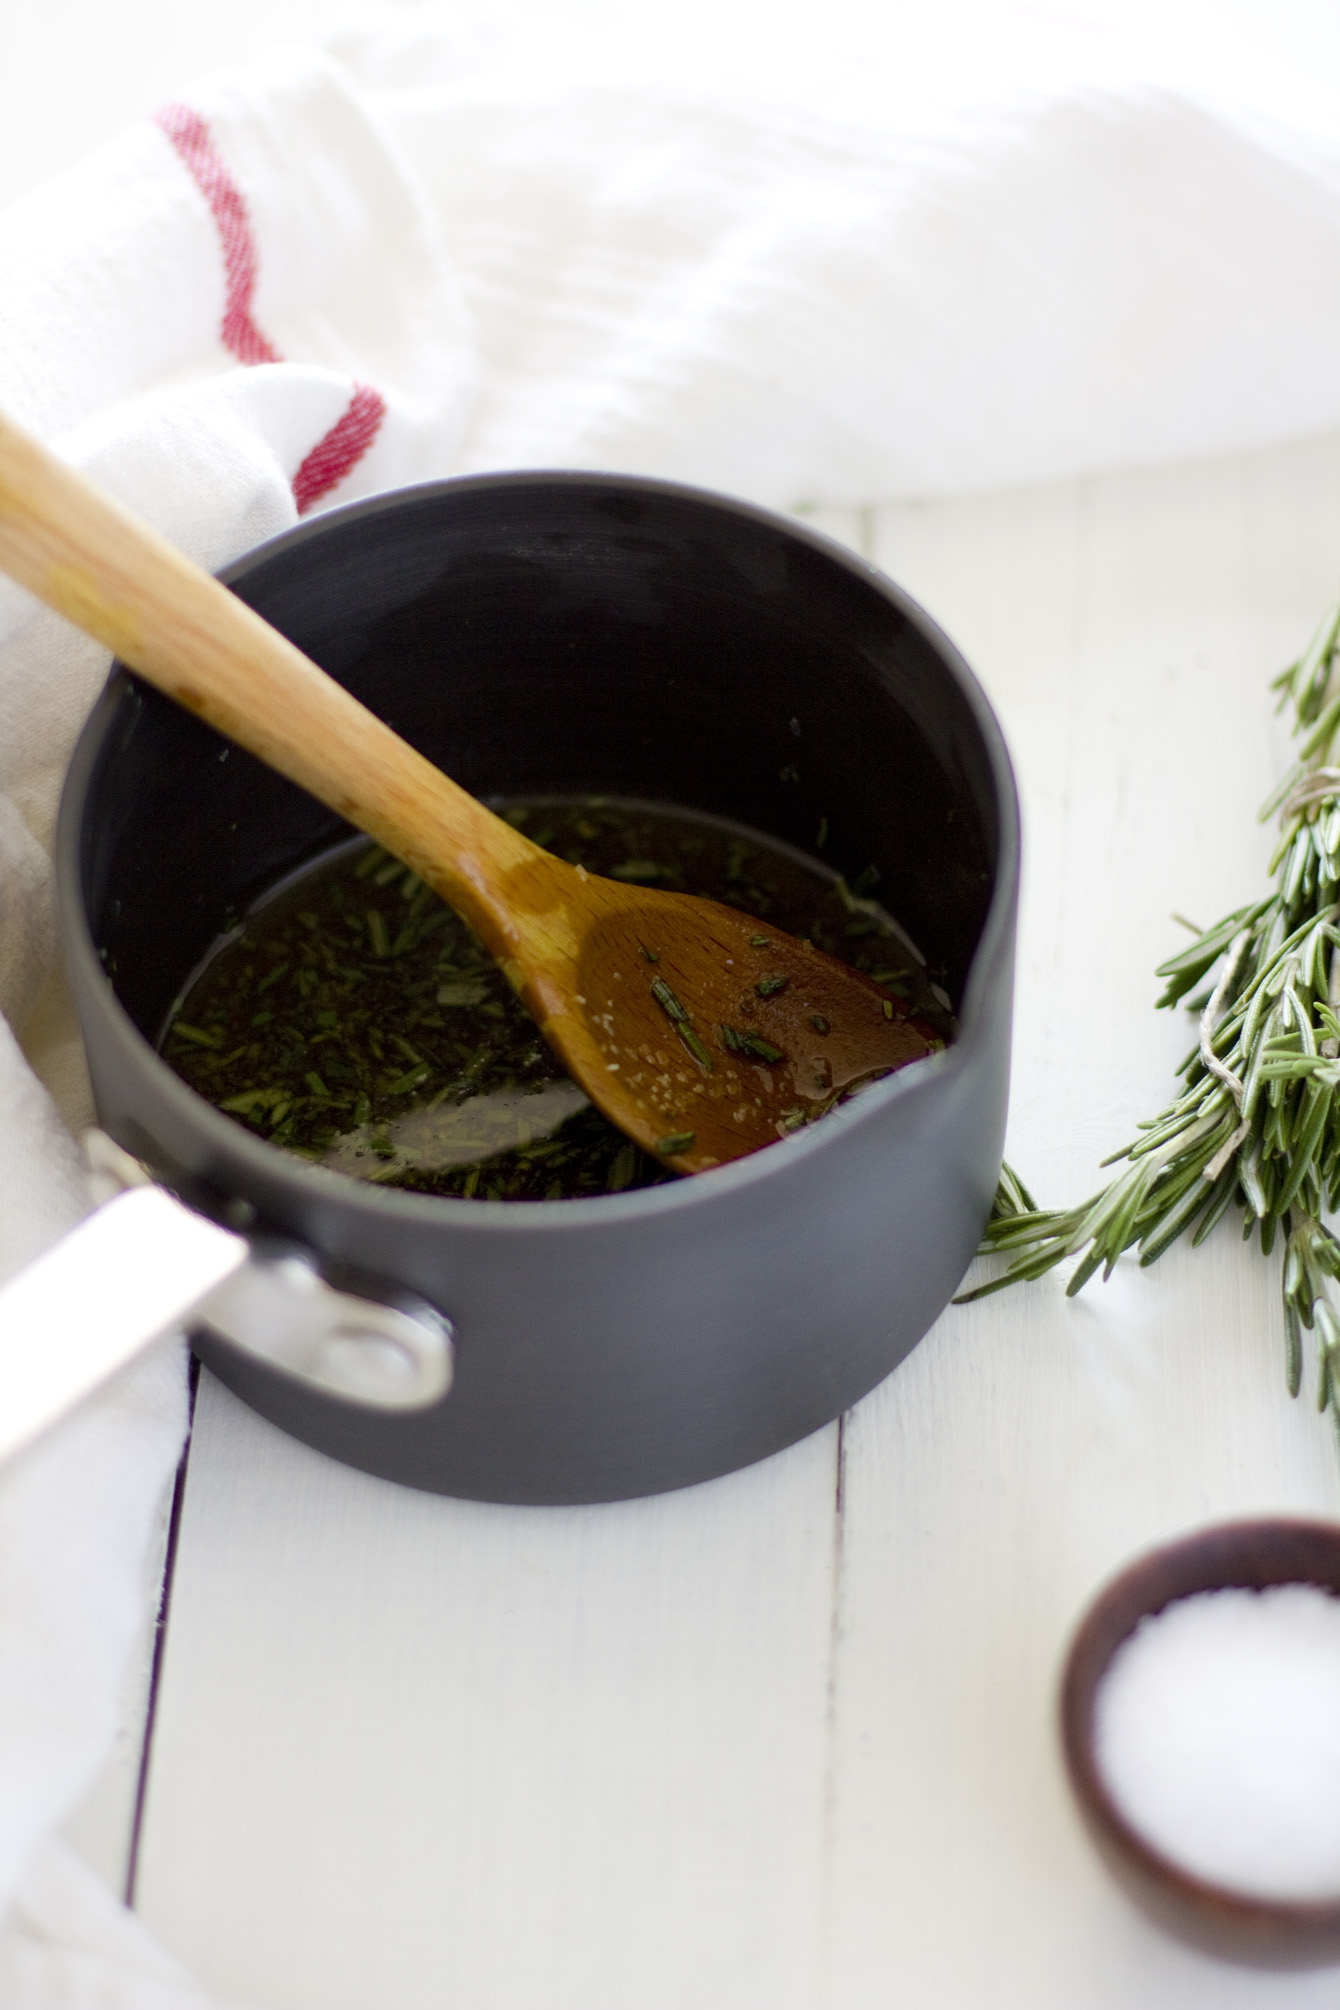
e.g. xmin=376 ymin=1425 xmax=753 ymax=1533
xmin=1060 ymin=1519 xmax=1340 ymax=1968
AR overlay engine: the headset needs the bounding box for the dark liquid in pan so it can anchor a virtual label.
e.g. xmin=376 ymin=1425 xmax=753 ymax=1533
xmin=161 ymin=797 xmax=952 ymax=1201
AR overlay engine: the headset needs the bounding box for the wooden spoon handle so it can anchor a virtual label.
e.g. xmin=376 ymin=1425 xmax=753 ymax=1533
xmin=0 ymin=408 xmax=533 ymax=948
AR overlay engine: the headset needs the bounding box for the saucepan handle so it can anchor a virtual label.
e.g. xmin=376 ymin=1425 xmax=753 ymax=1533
xmin=0 ymin=1135 xmax=453 ymax=1471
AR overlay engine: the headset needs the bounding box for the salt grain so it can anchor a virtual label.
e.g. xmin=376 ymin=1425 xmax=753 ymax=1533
xmin=1095 ymin=1583 xmax=1340 ymax=1901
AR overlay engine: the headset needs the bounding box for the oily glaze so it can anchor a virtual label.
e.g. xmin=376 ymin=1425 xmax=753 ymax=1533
xmin=163 ymin=796 xmax=951 ymax=1201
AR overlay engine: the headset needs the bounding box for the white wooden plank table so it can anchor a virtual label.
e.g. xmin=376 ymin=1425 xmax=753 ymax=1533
xmin=62 ymin=429 xmax=1340 ymax=2006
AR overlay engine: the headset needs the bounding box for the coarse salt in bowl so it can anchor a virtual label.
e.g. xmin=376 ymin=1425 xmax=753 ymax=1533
xmin=1061 ymin=1520 xmax=1340 ymax=1968
xmin=1095 ymin=1583 xmax=1340 ymax=1902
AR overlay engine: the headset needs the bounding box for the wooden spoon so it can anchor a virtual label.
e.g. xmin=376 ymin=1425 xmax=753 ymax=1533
xmin=0 ymin=410 xmax=941 ymax=1174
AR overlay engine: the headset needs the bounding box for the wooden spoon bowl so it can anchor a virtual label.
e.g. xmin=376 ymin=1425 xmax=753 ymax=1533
xmin=509 ymin=864 xmax=938 ymax=1171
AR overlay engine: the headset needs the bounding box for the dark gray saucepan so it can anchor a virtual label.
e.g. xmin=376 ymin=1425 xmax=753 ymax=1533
xmin=56 ymin=472 xmax=1019 ymax=1505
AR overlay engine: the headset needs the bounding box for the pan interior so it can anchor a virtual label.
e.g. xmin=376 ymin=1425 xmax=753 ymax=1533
xmin=78 ymin=479 xmax=1003 ymax=1052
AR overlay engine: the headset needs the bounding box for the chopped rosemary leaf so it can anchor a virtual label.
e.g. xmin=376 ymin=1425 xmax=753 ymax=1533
xmin=382 ymin=1063 xmax=424 ymax=1094
xmin=755 ymin=975 xmax=788 ymax=997
xmin=609 ymin=858 xmax=665 ymax=881
xmin=741 ymin=1033 xmax=785 ymax=1063
xmin=219 ymin=1088 xmax=273 ymax=1115
xmin=437 ymin=978 xmax=491 ymax=1008
xmin=676 ymin=1025 xmax=714 ymax=1072
xmin=171 ymin=1022 xmax=223 ymax=1048
xmin=651 ymin=977 xmax=690 ymax=1023
xmin=656 ymin=1132 xmax=696 ymax=1155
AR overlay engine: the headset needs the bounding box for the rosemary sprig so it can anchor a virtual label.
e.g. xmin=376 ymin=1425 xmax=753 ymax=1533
xmin=962 ymin=596 xmax=1340 ymax=1440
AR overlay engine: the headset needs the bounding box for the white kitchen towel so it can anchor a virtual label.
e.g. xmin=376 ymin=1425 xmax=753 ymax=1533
xmin=338 ymin=0 xmax=1340 ymax=507
xmin=8 ymin=4 xmax=1340 ymax=2002
xmin=0 ymin=43 xmax=471 ymax=2009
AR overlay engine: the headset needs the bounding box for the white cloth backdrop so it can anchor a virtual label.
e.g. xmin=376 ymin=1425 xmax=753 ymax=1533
xmin=5 ymin=2 xmax=1340 ymax=1998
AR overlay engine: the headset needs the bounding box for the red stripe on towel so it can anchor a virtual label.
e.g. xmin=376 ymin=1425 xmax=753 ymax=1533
xmin=154 ymin=102 xmax=385 ymax=508
xmin=292 ymin=382 xmax=387 ymax=514
xmin=154 ymin=104 xmax=280 ymax=366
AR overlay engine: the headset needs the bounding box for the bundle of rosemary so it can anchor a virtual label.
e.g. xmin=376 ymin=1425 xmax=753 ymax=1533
xmin=965 ymin=597 xmax=1340 ymax=1438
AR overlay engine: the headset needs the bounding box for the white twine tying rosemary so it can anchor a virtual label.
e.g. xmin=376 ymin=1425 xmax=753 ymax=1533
xmin=967 ymin=595 xmax=1340 ymax=1441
